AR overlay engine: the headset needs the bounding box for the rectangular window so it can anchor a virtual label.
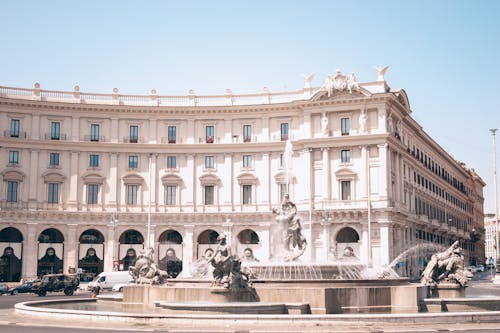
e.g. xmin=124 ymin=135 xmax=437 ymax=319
xmin=7 ymin=181 xmax=18 ymax=202
xmin=168 ymin=126 xmax=176 ymax=143
xmin=205 ymin=156 xmax=215 ymax=169
xmin=9 ymin=151 xmax=19 ymax=164
xmin=280 ymin=123 xmax=289 ymax=141
xmin=341 ymin=149 xmax=350 ymax=163
xmin=128 ymin=155 xmax=138 ymax=169
xmin=204 ymin=185 xmax=214 ymax=205
xmin=341 ymin=180 xmax=351 ymax=200
xmin=90 ymin=124 xmax=100 ymax=141
xmin=165 ymin=185 xmax=177 ymax=205
xmin=10 ymin=119 xmax=20 ymax=137
xmin=243 ymin=125 xmax=252 ymax=142
xmin=242 ymin=184 xmax=252 ymax=205
xmin=243 ymin=155 xmax=252 ymax=168
xmin=341 ymin=118 xmax=350 ymax=135
xmin=206 ymin=126 xmax=214 ymax=143
xmin=167 ymin=156 xmax=177 ymax=169
xmin=49 ymin=153 xmax=60 ymax=166
xmin=89 ymin=154 xmax=99 ymax=167
xmin=127 ymin=185 xmax=138 ymax=205
xmin=87 ymin=184 xmax=99 ymax=204
xmin=129 ymin=125 xmax=138 ymax=143
xmin=48 ymin=183 xmax=59 ymax=204
xmin=51 ymin=122 xmax=60 ymax=140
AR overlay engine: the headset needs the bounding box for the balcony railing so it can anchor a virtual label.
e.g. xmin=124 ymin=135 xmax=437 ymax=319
xmin=44 ymin=133 xmax=67 ymax=140
xmin=0 ymin=84 xmax=312 ymax=107
xmin=160 ymin=137 xmax=182 ymax=144
xmin=0 ymin=200 xmax=28 ymax=210
xmin=3 ymin=130 xmax=27 ymax=138
xmin=83 ymin=135 xmax=106 ymax=142
xmin=123 ymin=136 xmax=144 ymax=143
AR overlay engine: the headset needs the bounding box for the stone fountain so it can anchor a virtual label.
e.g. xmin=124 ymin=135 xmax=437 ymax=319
xmin=113 ymin=195 xmax=422 ymax=315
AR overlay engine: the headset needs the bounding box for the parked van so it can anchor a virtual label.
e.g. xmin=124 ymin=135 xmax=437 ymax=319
xmin=87 ymin=271 xmax=131 ymax=291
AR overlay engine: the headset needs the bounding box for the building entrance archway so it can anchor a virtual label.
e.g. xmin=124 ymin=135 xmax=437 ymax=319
xmin=37 ymin=228 xmax=64 ymax=276
xmin=0 ymin=227 xmax=23 ymax=282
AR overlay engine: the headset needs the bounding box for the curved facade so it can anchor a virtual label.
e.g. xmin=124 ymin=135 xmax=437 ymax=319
xmin=0 ymin=70 xmax=485 ymax=281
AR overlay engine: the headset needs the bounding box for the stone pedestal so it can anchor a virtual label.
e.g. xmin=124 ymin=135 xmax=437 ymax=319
xmin=429 ymin=283 xmax=466 ymax=298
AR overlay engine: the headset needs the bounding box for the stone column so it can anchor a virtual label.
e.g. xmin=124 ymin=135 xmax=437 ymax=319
xmin=110 ymin=118 xmax=119 ymax=143
xmin=360 ymin=146 xmax=368 ymax=198
xmin=68 ymin=151 xmax=79 ymax=210
xmin=258 ymin=226 xmax=270 ymax=262
xmin=105 ymin=223 xmax=116 ymax=272
xmin=261 ymin=116 xmax=269 ymax=142
xmin=378 ymin=144 xmax=388 ymax=201
xmin=301 ymin=113 xmax=311 ymax=139
xmin=379 ymin=223 xmax=390 ymax=265
xmin=31 ymin=114 xmax=40 ymax=140
xmin=378 ymin=106 xmax=387 ymax=133
xmin=186 ymin=154 xmax=196 ymax=212
xmin=299 ymin=148 xmax=313 ymax=261
xmin=150 ymin=154 xmax=157 ymax=209
xmin=108 ymin=153 xmax=117 ymax=210
xmin=322 ymin=148 xmax=330 ymax=200
xmin=187 ymin=119 xmax=195 ymax=144
xmin=64 ymin=224 xmax=78 ymax=274
xmin=323 ymin=223 xmax=330 ymax=263
xmin=262 ymin=153 xmax=270 ymax=210
xmin=361 ymin=226 xmax=369 ymax=265
xmin=149 ymin=118 xmax=157 ymax=144
xmin=28 ymin=149 xmax=39 ymax=209
xmin=182 ymin=225 xmax=194 ymax=277
xmin=223 ymin=153 xmax=233 ymax=211
xmin=71 ymin=116 xmax=80 ymax=142
xmin=224 ymin=119 xmax=232 ymax=143
xmin=23 ymin=223 xmax=38 ymax=279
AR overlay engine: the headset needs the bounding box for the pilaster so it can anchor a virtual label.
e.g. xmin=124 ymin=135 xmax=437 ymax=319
xmin=28 ymin=149 xmax=39 ymax=209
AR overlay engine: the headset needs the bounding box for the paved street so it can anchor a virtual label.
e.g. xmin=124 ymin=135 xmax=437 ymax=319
xmin=0 ymin=276 xmax=499 ymax=332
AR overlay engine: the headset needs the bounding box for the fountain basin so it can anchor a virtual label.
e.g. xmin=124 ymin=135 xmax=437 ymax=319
xmin=121 ymin=279 xmax=425 ymax=314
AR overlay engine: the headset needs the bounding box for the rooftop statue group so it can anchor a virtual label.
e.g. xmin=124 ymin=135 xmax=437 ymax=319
xmin=421 ymin=240 xmax=472 ymax=287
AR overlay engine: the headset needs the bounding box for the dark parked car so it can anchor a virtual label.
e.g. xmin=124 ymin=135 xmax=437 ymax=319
xmin=9 ymin=281 xmax=35 ymax=295
xmin=32 ymin=274 xmax=79 ymax=296
xmin=0 ymin=283 xmax=9 ymax=294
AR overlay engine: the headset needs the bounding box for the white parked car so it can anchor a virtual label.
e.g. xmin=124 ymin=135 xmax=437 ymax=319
xmin=476 ymin=265 xmax=485 ymax=272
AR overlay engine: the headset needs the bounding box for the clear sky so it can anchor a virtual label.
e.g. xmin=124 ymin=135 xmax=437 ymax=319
xmin=1 ymin=0 xmax=499 ymax=213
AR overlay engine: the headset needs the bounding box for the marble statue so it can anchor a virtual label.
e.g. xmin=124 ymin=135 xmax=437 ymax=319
xmin=374 ymin=65 xmax=389 ymax=82
xmin=359 ymin=110 xmax=367 ymax=134
xmin=302 ymin=73 xmax=315 ymax=89
xmin=272 ymin=194 xmax=307 ymax=261
xmin=209 ymin=234 xmax=251 ymax=289
xmin=421 ymin=241 xmax=473 ymax=287
xmin=129 ymin=248 xmax=169 ymax=285
xmin=321 ymin=112 xmax=329 ymax=137
xmin=346 ymin=72 xmax=359 ymax=94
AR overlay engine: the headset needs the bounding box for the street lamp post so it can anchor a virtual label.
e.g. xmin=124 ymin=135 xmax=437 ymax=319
xmin=490 ymin=129 xmax=500 ymax=283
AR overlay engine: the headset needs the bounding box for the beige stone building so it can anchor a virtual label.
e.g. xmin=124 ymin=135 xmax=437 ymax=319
xmin=0 ymin=69 xmax=485 ymax=281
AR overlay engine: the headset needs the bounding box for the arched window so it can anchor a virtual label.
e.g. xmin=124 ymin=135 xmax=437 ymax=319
xmin=237 ymin=229 xmax=260 ymax=244
xmin=336 ymin=227 xmax=360 ymax=243
xmin=38 ymin=228 xmax=64 ymax=276
xmin=78 ymin=229 xmax=105 ymax=280
xmin=119 ymin=230 xmax=144 ymax=244
xmin=0 ymin=227 xmax=23 ymax=281
xmin=158 ymin=230 xmax=183 ymax=244
xmin=197 ymin=230 xmax=219 ymax=244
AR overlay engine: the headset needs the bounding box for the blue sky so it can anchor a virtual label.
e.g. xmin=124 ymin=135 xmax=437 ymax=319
xmin=1 ymin=0 xmax=499 ymax=213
